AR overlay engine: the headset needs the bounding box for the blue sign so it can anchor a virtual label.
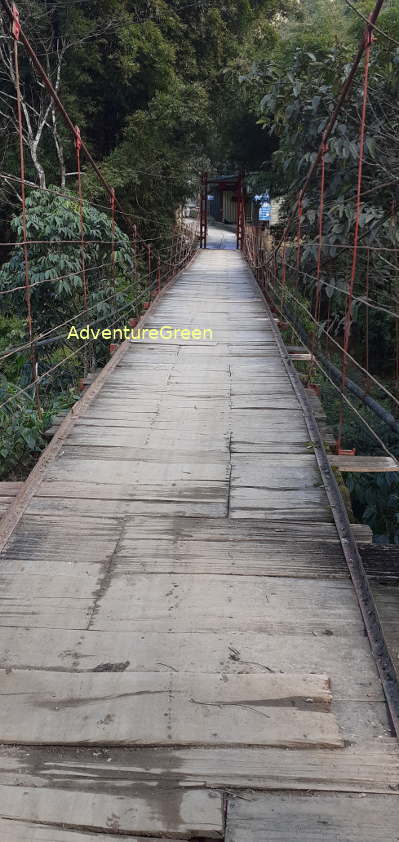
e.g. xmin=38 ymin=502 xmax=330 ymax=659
xmin=259 ymin=202 xmax=271 ymax=221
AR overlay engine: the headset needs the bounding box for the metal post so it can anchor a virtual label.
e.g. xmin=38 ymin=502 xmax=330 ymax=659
xmin=75 ymin=125 xmax=90 ymax=375
xmin=147 ymin=245 xmax=152 ymax=282
xmin=12 ymin=4 xmax=40 ymax=411
xmin=131 ymin=223 xmax=137 ymax=301
xmin=236 ymin=172 xmax=245 ymax=250
xmin=199 ymin=171 xmax=208 ymax=248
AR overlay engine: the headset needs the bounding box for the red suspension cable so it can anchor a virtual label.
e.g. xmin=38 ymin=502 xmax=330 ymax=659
xmin=12 ymin=8 xmax=40 ymax=411
xmin=338 ymin=25 xmax=374 ymax=451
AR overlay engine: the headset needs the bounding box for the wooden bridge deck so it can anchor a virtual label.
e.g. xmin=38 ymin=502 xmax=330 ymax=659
xmin=0 ymin=239 xmax=398 ymax=840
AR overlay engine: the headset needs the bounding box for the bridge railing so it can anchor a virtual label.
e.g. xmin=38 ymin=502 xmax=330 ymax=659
xmin=243 ymin=0 xmax=399 ymax=464
xmin=0 ymin=1 xmax=199 ymax=479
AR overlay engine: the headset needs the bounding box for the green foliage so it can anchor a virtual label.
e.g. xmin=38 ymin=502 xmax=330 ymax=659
xmin=319 ymin=378 xmax=399 ymax=541
xmin=0 ymin=190 xmax=134 ymax=331
xmin=0 ymin=378 xmax=75 ymax=480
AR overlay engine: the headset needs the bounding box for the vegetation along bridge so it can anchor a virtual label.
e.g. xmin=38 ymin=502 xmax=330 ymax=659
xmin=1 ymin=0 xmax=399 ymax=839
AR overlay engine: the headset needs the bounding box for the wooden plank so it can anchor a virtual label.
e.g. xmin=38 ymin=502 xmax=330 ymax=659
xmin=18 ymin=512 xmax=345 ymax=541
xmin=0 ymin=738 xmax=397 ymax=797
xmin=0 ymin=629 xmax=382 ymax=702
xmin=229 ymin=487 xmax=332 ymax=522
xmin=369 ymin=583 xmax=399 ymax=679
xmin=0 ymin=821 xmax=187 ymax=842
xmin=62 ymin=445 xmax=229 ymax=463
xmin=0 ymin=482 xmax=23 ymax=497
xmin=29 ymin=495 xmax=228 ymax=517
xmin=226 ymin=792 xmax=399 ymax=842
xmin=0 ymin=498 xmax=14 ymax=516
xmin=0 ymin=484 xmax=23 ymax=517
xmin=0 ymin=671 xmax=343 ymax=748
xmin=116 ymin=537 xmax=347 ymax=578
xmin=359 ymin=542 xmax=399 ymax=581
xmin=88 ymin=574 xmax=361 ymax=636
xmin=0 ymin=785 xmax=223 ymax=839
xmin=329 ymin=454 xmax=399 ymax=472
xmin=44 ymin=459 xmax=229 ymax=484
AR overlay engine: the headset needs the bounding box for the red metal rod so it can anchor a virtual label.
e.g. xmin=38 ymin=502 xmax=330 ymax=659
xmin=12 ymin=16 xmax=40 ymax=410
xmin=75 ymin=127 xmax=88 ymax=314
xmin=308 ymin=144 xmax=327 ymax=385
xmin=338 ymin=25 xmax=373 ymax=450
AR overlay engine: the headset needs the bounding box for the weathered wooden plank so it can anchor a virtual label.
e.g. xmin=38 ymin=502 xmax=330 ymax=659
xmin=359 ymin=542 xmax=399 ymax=580
xmin=116 ymin=537 xmax=347 ymax=578
xmin=0 ymin=628 xmax=381 ymax=693
xmin=329 ymin=454 xmax=399 ymax=472
xmin=28 ymin=496 xmax=228 ymax=517
xmin=0 ymin=738 xmax=396 ymax=796
xmin=0 ymin=670 xmax=342 ymax=748
xmin=229 ymin=487 xmax=331 ymax=522
xmin=62 ymin=445 xmax=229 ymax=463
xmin=289 ymin=351 xmax=313 ymax=360
xmin=226 ymin=792 xmax=399 ymax=842
xmin=44 ymin=459 xmax=229 ymax=484
xmin=0 ymin=822 xmax=186 ymax=842
xmin=16 ymin=512 xmax=344 ymax=541
xmin=0 ymin=497 xmax=14 ymax=516
xmin=3 ymin=515 xmax=119 ymax=561
xmin=0 ymin=628 xmax=382 ymax=702
xmin=0 ymin=785 xmax=223 ymax=838
xmin=369 ymin=583 xmax=399 ymax=677
xmin=231 ymin=454 xmax=320 ymax=483
xmin=0 ymin=482 xmax=23 ymax=496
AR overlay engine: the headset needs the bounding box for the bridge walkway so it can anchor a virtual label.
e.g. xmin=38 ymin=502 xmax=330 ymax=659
xmin=0 ymin=234 xmax=397 ymax=840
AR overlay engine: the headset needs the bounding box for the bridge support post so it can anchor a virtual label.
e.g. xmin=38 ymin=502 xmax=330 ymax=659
xmin=236 ymin=171 xmax=245 ymax=250
xmin=199 ymin=171 xmax=208 ymax=248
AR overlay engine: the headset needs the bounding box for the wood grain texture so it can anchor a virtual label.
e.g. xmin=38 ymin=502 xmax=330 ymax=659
xmin=329 ymin=455 xmax=399 ymax=472
xmin=226 ymin=792 xmax=399 ymax=841
xmin=0 ymin=785 xmax=223 ymax=838
xmin=0 ymin=738 xmax=397 ymax=796
xmin=0 ymin=824 xmax=186 ymax=842
xmin=0 ymin=670 xmax=342 ymax=748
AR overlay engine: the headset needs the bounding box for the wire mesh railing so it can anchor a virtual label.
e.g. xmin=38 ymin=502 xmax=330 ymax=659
xmin=0 ymin=1 xmax=199 ymax=479
xmin=242 ymin=0 xmax=399 ymax=466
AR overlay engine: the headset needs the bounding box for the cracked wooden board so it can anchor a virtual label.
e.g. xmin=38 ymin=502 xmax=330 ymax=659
xmin=0 ymin=739 xmax=395 ymax=796
xmin=225 ymin=792 xmax=399 ymax=841
xmin=0 ymin=630 xmax=382 ymax=704
xmin=0 ymin=671 xmax=343 ymax=748
xmin=0 ymin=786 xmax=223 ymax=839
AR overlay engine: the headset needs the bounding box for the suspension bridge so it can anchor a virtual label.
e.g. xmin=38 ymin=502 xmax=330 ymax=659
xmin=1 ymin=0 xmax=399 ymax=839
